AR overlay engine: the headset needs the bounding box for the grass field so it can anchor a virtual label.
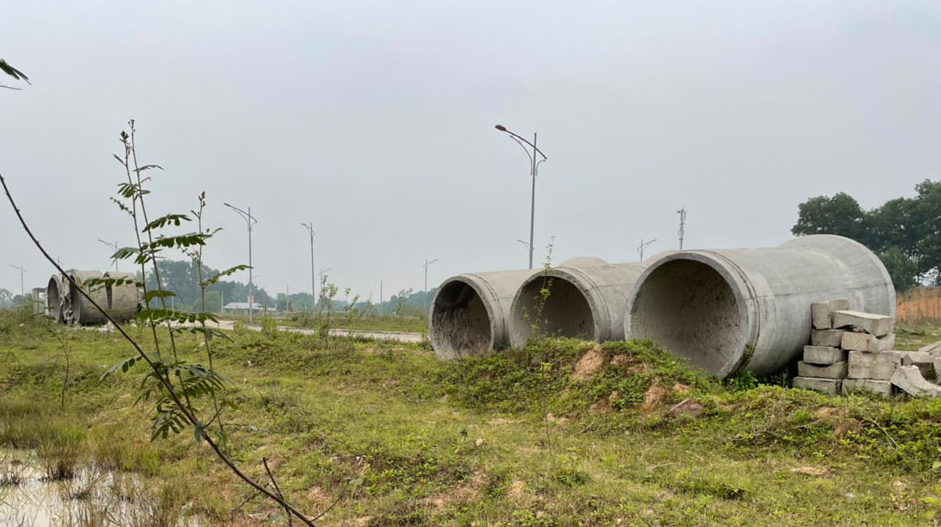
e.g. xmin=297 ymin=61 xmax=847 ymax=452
xmin=2 ymin=309 xmax=941 ymax=526
xmin=224 ymin=313 xmax=429 ymax=334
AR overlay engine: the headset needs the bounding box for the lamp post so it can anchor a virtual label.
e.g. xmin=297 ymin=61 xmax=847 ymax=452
xmin=423 ymin=258 xmax=438 ymax=314
xmin=301 ymin=222 xmax=315 ymax=311
xmin=224 ymin=203 xmax=258 ymax=324
xmin=638 ymin=238 xmax=657 ymax=262
xmin=495 ymin=124 xmax=547 ymax=269
xmin=98 ymin=239 xmax=119 ymax=272
xmin=516 ymin=239 xmax=532 ymax=263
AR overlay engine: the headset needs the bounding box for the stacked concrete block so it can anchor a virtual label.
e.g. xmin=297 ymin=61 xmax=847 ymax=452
xmin=891 ymin=365 xmax=941 ymax=398
xmin=794 ymin=301 xmax=901 ymax=398
xmin=811 ymin=299 xmax=850 ymax=330
xmin=792 ymin=300 xmax=853 ymax=395
xmin=794 ymin=302 xmax=941 ymax=398
xmin=837 ymin=309 xmax=899 ymax=398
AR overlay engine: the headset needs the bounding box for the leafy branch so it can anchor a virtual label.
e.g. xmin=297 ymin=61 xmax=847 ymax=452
xmin=0 ymin=127 xmax=322 ymax=525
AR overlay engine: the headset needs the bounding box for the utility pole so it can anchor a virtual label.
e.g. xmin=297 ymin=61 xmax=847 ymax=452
xmin=423 ymin=258 xmax=438 ymax=314
xmin=98 ymin=239 xmax=119 ymax=272
xmin=301 ymin=222 xmax=315 ymax=310
xmin=224 ymin=203 xmax=258 ymax=324
xmin=638 ymin=238 xmax=658 ymax=262
xmin=9 ymin=265 xmax=25 ymax=299
xmin=677 ymin=207 xmax=687 ymax=250
xmin=379 ymin=280 xmax=383 ymax=317
xmin=495 ymin=124 xmax=548 ymax=269
xmin=517 ymin=239 xmax=532 ymax=263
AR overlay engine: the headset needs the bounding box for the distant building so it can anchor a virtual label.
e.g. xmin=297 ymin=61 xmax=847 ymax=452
xmin=222 ymin=301 xmax=264 ymax=315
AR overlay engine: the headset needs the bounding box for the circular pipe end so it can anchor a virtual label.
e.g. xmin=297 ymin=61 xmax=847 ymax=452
xmin=625 ymin=253 xmax=754 ymax=378
xmin=508 ymin=269 xmax=604 ymax=347
xmin=429 ymin=276 xmax=497 ymax=359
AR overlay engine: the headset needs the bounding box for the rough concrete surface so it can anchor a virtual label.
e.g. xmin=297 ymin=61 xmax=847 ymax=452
xmin=793 ymin=377 xmax=842 ymax=396
xmin=811 ymin=329 xmax=844 ymax=348
xmin=841 ymin=331 xmax=895 ymax=352
xmin=798 ymin=361 xmax=847 ymax=379
xmin=832 ymin=310 xmax=895 ymax=337
xmin=803 ymin=345 xmax=846 ymax=365
xmin=811 ymin=299 xmax=850 ymax=330
xmin=901 ymin=351 xmax=936 ymax=380
xmin=847 ymin=350 xmax=901 ymax=380
xmin=429 ymin=270 xmax=538 ymax=359
xmin=624 ymin=235 xmax=895 ymax=379
xmin=842 ymin=379 xmax=893 ymax=398
xmin=508 ymin=259 xmax=649 ymax=348
xmin=891 ymin=365 xmax=941 ymax=398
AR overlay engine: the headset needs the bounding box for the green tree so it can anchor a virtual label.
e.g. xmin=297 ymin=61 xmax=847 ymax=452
xmin=791 ymin=192 xmax=869 ymax=243
xmin=878 ymin=247 xmax=918 ymax=292
xmin=912 ymin=180 xmax=941 ymax=281
xmin=792 ymin=181 xmax=941 ymax=291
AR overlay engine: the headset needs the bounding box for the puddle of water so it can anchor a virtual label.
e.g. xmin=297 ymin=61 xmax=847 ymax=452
xmin=0 ymin=450 xmax=200 ymax=527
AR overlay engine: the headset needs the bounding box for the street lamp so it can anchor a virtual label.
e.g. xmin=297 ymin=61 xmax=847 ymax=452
xmin=301 ymin=222 xmax=315 ymax=311
xmin=224 ymin=202 xmax=258 ymax=324
xmin=423 ymin=258 xmax=438 ymax=314
xmin=98 ymin=239 xmax=119 ymax=272
xmin=638 ymin=238 xmax=658 ymax=262
xmin=495 ymin=124 xmax=547 ymax=269
xmin=516 ymin=239 xmax=532 ymax=262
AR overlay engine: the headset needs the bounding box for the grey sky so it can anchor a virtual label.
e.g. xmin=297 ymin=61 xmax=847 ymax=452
xmin=2 ymin=1 xmax=939 ymax=301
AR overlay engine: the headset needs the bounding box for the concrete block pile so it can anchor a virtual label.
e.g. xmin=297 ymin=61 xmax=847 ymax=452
xmin=793 ymin=301 xmax=941 ymax=398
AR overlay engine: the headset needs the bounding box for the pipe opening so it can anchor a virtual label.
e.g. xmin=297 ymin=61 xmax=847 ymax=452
xmin=431 ymin=281 xmax=493 ymax=358
xmin=629 ymin=259 xmax=743 ymax=374
xmin=513 ymin=276 xmax=595 ymax=343
xmin=46 ymin=277 xmax=61 ymax=322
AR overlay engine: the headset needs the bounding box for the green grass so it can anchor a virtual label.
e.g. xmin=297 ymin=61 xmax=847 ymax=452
xmin=896 ymin=323 xmax=941 ymax=351
xmin=1 ymin=309 xmax=941 ymax=525
xmin=226 ymin=312 xmax=429 ymax=333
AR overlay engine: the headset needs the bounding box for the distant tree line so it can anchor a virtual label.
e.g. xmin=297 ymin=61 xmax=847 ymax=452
xmin=792 ymin=179 xmax=941 ymax=291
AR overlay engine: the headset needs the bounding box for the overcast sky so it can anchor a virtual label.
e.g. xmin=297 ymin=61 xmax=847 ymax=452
xmin=2 ymin=1 xmax=939 ymax=302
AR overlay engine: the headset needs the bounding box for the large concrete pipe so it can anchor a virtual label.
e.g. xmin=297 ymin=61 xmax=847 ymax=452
xmin=64 ymin=271 xmax=140 ymax=325
xmin=624 ymin=235 xmax=895 ymax=379
xmin=45 ymin=275 xmax=66 ymax=322
xmin=102 ymin=271 xmax=141 ymax=321
xmin=508 ymin=258 xmax=650 ymax=347
xmin=430 ymin=269 xmax=540 ymax=359
xmin=68 ymin=271 xmax=109 ymax=325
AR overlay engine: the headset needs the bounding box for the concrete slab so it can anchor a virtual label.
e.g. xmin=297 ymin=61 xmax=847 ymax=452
xmin=811 ymin=302 xmax=831 ymax=330
xmin=891 ymin=365 xmax=941 ymax=398
xmin=798 ymin=361 xmax=847 ymax=379
xmin=793 ymin=377 xmax=842 ymax=396
xmin=803 ymin=345 xmax=846 ymax=365
xmin=832 ymin=310 xmax=894 ymax=337
xmin=901 ymin=351 xmax=936 ymax=380
xmin=847 ymin=350 xmax=901 ymax=380
xmin=842 ymin=379 xmax=893 ymax=398
xmin=841 ymin=332 xmax=895 ymax=352
xmin=811 ymin=329 xmax=845 ymax=348
xmin=811 ymin=300 xmax=850 ymax=330
xmin=919 ymin=341 xmax=941 ymax=356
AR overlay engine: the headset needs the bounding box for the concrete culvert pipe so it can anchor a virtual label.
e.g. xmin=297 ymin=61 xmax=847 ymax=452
xmin=624 ymin=235 xmax=896 ymax=379
xmin=69 ymin=271 xmax=109 ymax=325
xmin=103 ymin=271 xmax=142 ymax=321
xmin=68 ymin=271 xmax=141 ymax=325
xmin=508 ymin=258 xmax=650 ymax=347
xmin=46 ymin=275 xmax=66 ymax=322
xmin=430 ymin=269 xmax=539 ymax=359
